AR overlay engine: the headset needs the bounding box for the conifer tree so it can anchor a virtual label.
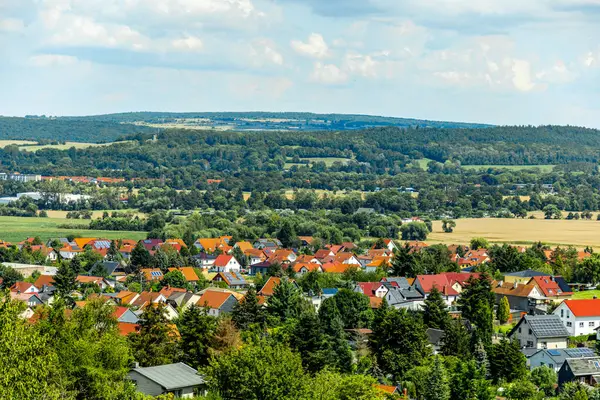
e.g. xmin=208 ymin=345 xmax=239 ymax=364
xmin=441 ymin=319 xmax=471 ymax=359
xmin=422 ymin=286 xmax=450 ymax=330
xmin=53 ymin=262 xmax=77 ymax=307
xmin=232 ymin=287 xmax=264 ymax=330
xmin=497 ymin=296 xmax=510 ymax=324
xmin=425 ymin=356 xmax=450 ymax=400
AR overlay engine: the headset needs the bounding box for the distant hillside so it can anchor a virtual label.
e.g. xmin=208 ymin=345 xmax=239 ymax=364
xmin=0 ymin=116 xmax=153 ymax=143
xmin=58 ymin=111 xmax=493 ymax=131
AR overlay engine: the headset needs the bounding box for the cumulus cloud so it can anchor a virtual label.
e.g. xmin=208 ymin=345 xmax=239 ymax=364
xmin=171 ymin=36 xmax=204 ymax=53
xmin=250 ymin=39 xmax=284 ymax=66
xmin=291 ymin=33 xmax=329 ymax=59
xmin=310 ymin=62 xmax=348 ymax=85
xmin=511 ymin=59 xmax=536 ymax=92
xmin=29 ymin=54 xmax=80 ymax=67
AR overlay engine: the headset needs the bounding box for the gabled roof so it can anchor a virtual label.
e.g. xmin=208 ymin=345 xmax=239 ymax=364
xmin=214 ymin=254 xmax=235 ymax=267
xmin=76 ymin=276 xmax=106 ymax=285
xmin=505 ymin=270 xmax=549 ymax=278
xmin=118 ymin=322 xmax=140 ymax=336
xmin=197 ymin=290 xmax=235 ymax=309
xmin=141 ymin=268 xmax=164 ymax=281
xmin=529 ymin=276 xmax=573 ymax=297
xmin=212 ymin=271 xmax=247 ymax=286
xmin=415 ymin=275 xmax=459 ymax=296
xmin=235 ymin=241 xmax=254 ymax=252
xmin=258 ymin=276 xmax=297 ymax=296
xmin=292 ymin=262 xmax=322 ymax=273
xmin=356 ymin=282 xmax=385 ymax=297
xmin=34 ymin=274 xmax=55 ymax=289
xmin=321 ymin=261 xmax=356 ymax=274
xmin=244 ymin=248 xmax=266 ymax=259
xmin=493 ymin=281 xmax=541 ymax=298
xmin=562 ymin=357 xmax=600 ymax=376
xmin=563 ymin=299 xmax=600 ymax=318
xmin=10 ymin=281 xmax=36 ymax=293
xmin=509 ymin=315 xmax=569 ymax=339
xmin=168 ymin=267 xmax=199 ymax=282
xmin=141 ymin=239 xmax=163 ymax=251
xmin=314 ymin=249 xmax=335 ymax=259
xmin=529 ymin=348 xmax=596 ymax=365
xmin=130 ymin=363 xmax=205 ymax=390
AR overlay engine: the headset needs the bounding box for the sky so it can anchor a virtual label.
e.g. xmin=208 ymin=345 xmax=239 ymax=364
xmin=1 ymin=0 xmax=600 ymax=127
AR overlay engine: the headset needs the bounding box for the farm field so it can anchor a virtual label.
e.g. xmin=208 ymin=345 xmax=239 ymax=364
xmin=429 ymin=217 xmax=600 ymax=248
xmin=19 ymin=141 xmax=131 ymax=152
xmin=0 ymin=216 xmax=147 ymax=243
xmin=572 ymin=290 xmax=600 ymax=299
xmin=44 ymin=209 xmax=146 ymax=219
xmin=285 ymin=157 xmax=353 ymax=169
xmin=0 ymin=140 xmax=38 ymax=147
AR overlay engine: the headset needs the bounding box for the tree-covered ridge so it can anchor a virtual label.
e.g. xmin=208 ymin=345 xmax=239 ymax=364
xmin=57 ymin=111 xmax=492 ymax=130
xmin=0 ymin=116 xmax=153 ymax=143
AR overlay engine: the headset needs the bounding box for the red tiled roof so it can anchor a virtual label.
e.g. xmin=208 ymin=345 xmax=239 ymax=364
xmin=530 ymin=276 xmax=573 ymax=297
xmin=167 ymin=267 xmax=199 ymax=282
xmin=214 ymin=254 xmax=234 ymax=267
xmin=10 ymin=281 xmax=36 ymax=293
xmin=356 ymin=282 xmax=383 ymax=297
xmin=321 ymin=261 xmax=356 ymax=274
xmin=118 ymin=322 xmax=140 ymax=336
xmin=197 ymin=290 xmax=234 ymax=309
xmin=34 ymin=274 xmax=55 ymax=289
xmin=563 ymin=299 xmax=600 ymax=317
xmin=416 ymin=274 xmax=459 ymax=296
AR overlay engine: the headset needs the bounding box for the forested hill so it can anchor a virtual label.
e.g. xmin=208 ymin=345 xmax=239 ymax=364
xmin=55 ymin=111 xmax=492 ymax=131
xmin=0 ymin=116 xmax=153 ymax=143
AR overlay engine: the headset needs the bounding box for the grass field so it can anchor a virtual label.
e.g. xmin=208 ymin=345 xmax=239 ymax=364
xmin=19 ymin=141 xmax=132 ymax=152
xmin=461 ymin=164 xmax=555 ymax=172
xmin=285 ymin=157 xmax=352 ymax=169
xmin=572 ymin=290 xmax=600 ymax=299
xmin=0 ymin=216 xmax=147 ymax=243
xmin=0 ymin=140 xmax=38 ymax=147
xmin=44 ymin=209 xmax=146 ymax=219
xmin=429 ymin=217 xmax=600 ymax=248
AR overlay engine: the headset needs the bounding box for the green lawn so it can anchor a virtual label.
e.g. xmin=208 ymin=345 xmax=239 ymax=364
xmin=0 ymin=216 xmax=147 ymax=243
xmin=285 ymin=157 xmax=352 ymax=169
xmin=572 ymin=290 xmax=600 ymax=299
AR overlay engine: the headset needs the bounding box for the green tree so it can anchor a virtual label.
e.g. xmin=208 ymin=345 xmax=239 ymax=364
xmin=266 ymin=277 xmax=306 ymax=323
xmin=497 ymin=296 xmax=510 ymax=324
xmin=560 ymin=382 xmax=590 ymax=400
xmin=441 ymin=319 xmax=472 ymax=359
xmin=278 ymin=220 xmax=298 ymax=248
xmin=390 ymin=244 xmax=420 ymax=277
xmin=0 ymin=264 xmax=24 ymax=288
xmin=53 ymin=262 xmax=77 ymax=307
xmin=470 ymin=238 xmax=489 ymax=250
xmin=129 ymin=303 xmax=180 ymax=367
xmin=400 ymin=222 xmax=429 ymax=241
xmin=130 ymin=241 xmax=152 ymax=272
xmin=530 ymin=365 xmax=557 ymax=396
xmin=177 ymin=305 xmax=218 ymax=369
xmin=457 ymin=274 xmax=495 ymax=347
xmin=424 ymin=356 xmax=450 ymax=400
xmin=449 ymin=359 xmax=494 ymax=400
xmin=206 ymin=341 xmax=307 ymax=400
xmin=290 ymin=311 xmax=332 ymax=374
xmin=504 ymin=379 xmax=538 ymax=400
xmin=442 ymin=219 xmax=456 ymax=233
xmin=319 ymin=289 xmax=374 ymax=329
xmin=370 ymin=307 xmax=431 ymax=380
xmin=489 ymin=338 xmax=527 ymax=383
xmin=232 ymin=287 xmax=264 ymax=330
xmin=422 ymin=286 xmax=450 ymax=330
xmin=160 ymin=270 xmax=188 ymax=289
xmin=0 ymin=298 xmax=69 ymax=400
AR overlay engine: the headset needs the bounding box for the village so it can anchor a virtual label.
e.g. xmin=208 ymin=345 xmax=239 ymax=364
xmin=3 ymin=232 xmax=600 ymax=398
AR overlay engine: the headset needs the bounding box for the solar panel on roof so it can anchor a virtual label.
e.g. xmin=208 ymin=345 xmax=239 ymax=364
xmin=548 ymin=349 xmax=561 ymax=356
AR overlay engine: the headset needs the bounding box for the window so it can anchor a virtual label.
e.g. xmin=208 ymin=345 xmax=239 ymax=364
xmin=527 ymin=341 xmax=534 ymax=347
xmin=549 ymin=364 xmax=554 ymax=369
xmin=518 ymin=327 xmax=522 ymax=333
xmin=529 ymin=329 xmax=533 ymax=335
xmin=561 ymin=309 xmax=564 ymax=317
xmin=580 ymin=322 xmax=584 ymax=328
xmin=567 ymin=322 xmax=572 ymax=327
xmin=567 ymin=311 xmax=570 ymax=318
xmin=590 ymin=322 xmax=595 ymax=327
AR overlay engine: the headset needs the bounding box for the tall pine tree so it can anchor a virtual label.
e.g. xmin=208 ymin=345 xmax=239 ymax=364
xmin=424 ymin=356 xmax=450 ymax=400
xmin=232 ymin=287 xmax=264 ymax=330
xmin=422 ymin=286 xmax=450 ymax=330
xmin=53 ymin=262 xmax=77 ymax=307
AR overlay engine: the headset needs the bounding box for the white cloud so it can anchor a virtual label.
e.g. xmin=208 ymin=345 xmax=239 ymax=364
xmin=344 ymin=53 xmax=378 ymax=77
xmin=0 ymin=18 xmax=25 ymax=32
xmin=511 ymin=59 xmax=536 ymax=92
xmin=250 ymin=39 xmax=284 ymax=66
xmin=171 ymin=35 xmax=204 ymax=52
xmin=29 ymin=54 xmax=80 ymax=67
xmin=291 ymin=33 xmax=329 ymax=59
xmin=310 ymin=62 xmax=348 ymax=85
xmin=535 ymin=60 xmax=576 ymax=84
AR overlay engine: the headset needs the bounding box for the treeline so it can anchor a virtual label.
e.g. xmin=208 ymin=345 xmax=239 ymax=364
xmin=0 ymin=116 xmax=152 ymax=142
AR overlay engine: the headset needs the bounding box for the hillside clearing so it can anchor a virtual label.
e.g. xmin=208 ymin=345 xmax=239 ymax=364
xmin=19 ymin=141 xmax=132 ymax=152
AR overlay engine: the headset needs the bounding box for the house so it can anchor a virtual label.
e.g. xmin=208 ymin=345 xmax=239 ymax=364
xmin=295 ymin=254 xmax=322 ymax=265
xmin=376 ymin=385 xmax=401 ymax=396
xmin=492 ymin=282 xmax=545 ymax=313
xmin=244 ymin=249 xmax=266 ymax=265
xmin=165 ymin=292 xmax=201 ymax=311
xmin=310 ymin=288 xmax=339 ymax=310
xmin=554 ymin=299 xmax=600 ymax=336
xmin=258 ymin=276 xmax=298 ymax=297
xmin=127 ymin=362 xmax=206 ymax=398
xmin=194 ymin=238 xmax=227 ymax=253
xmin=89 ymin=261 xmax=125 ymax=277
xmin=384 ymin=284 xmax=425 ymax=310
xmin=10 ymin=292 xmax=43 ymax=308
xmin=528 ymin=276 xmax=573 ymax=299
xmin=373 ymin=239 xmax=398 ymax=253
xmin=365 ymin=256 xmax=391 ymax=273
xmin=558 ymin=357 xmax=600 ymax=387
xmin=197 ymin=290 xmax=238 ymax=317
xmin=504 ymin=270 xmax=553 ymax=285
xmin=212 ymin=271 xmax=248 ymax=289
xmin=426 ymin=328 xmax=445 ymax=354
xmin=268 ymin=249 xmax=297 ymax=264
xmin=191 ymin=253 xmax=217 ymax=269
xmin=10 ymin=281 xmax=39 ymax=294
xmin=334 ymin=252 xmax=361 ymax=265
xmin=508 ymin=315 xmax=569 ymax=349
xmin=250 ymin=261 xmax=271 ymax=276
xmin=354 ymin=282 xmax=389 ymax=298
xmin=321 ymin=261 xmax=357 ymax=274
xmin=34 ymin=274 xmax=55 ymax=290
xmin=140 ymin=239 xmax=164 ymax=252
xmin=115 ymin=290 xmax=141 ymax=306
xmin=114 ymin=306 xmax=140 ymax=324
xmin=141 ymin=268 xmax=164 ymax=282
xmin=167 ymin=267 xmax=200 ymax=284
xmin=527 ymin=347 xmax=596 ymax=372
xmin=314 ymin=249 xmax=335 ymax=260
xmin=118 ymin=322 xmax=141 ymax=336
xmin=212 ymin=255 xmax=241 ymax=273
xmin=292 ymin=262 xmax=323 ymax=275
xmin=233 ymin=241 xmax=254 ymax=253
xmin=413 ymin=274 xmax=460 ymax=306
xmin=76 ymin=276 xmax=111 ymax=290
xmin=253 ymin=238 xmax=282 ymax=250
xmin=298 ymin=236 xmax=315 ymax=246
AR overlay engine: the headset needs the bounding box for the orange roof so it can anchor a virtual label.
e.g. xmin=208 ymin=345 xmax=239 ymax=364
xmin=165 ymin=238 xmax=187 ymax=248
xmin=367 ymin=256 xmax=391 ymax=267
xmin=244 ymin=248 xmax=266 ymax=259
xmin=159 ymin=286 xmax=188 ymax=297
xmin=369 ymin=297 xmax=383 ymax=308
xmin=118 ymin=322 xmax=140 ymax=336
xmin=563 ymin=299 xmax=600 ymax=317
xmin=258 ymin=276 xmax=297 ymax=296
xmin=529 ymin=276 xmax=572 ymax=297
xmin=10 ymin=281 xmax=36 ymax=293
xmin=292 ymin=263 xmax=322 ymax=273
xmin=322 ymin=261 xmax=356 ymax=274
xmin=140 ymin=268 xmax=163 ymax=281
xmin=197 ymin=290 xmax=234 ymax=309
xmin=76 ymin=276 xmax=105 ymax=285
xmin=167 ymin=267 xmax=199 ymax=282
xmin=235 ymin=241 xmax=254 ymax=252
xmin=115 ymin=291 xmax=139 ymax=305
xmin=376 ymin=385 xmax=398 ymax=394
xmin=74 ymin=238 xmax=97 ymax=249
xmin=34 ymin=274 xmax=55 ymax=289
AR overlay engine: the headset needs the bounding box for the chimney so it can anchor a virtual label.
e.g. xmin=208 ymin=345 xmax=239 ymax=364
xmin=132 ymin=362 xmax=139 ymax=369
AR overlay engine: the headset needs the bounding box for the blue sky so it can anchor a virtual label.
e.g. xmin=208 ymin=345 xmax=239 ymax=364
xmin=1 ymin=0 xmax=600 ymax=127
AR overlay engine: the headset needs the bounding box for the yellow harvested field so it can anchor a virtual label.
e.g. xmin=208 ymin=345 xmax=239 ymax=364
xmin=19 ymin=141 xmax=132 ymax=152
xmin=0 ymin=140 xmax=38 ymax=147
xmin=429 ymin=217 xmax=600 ymax=248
